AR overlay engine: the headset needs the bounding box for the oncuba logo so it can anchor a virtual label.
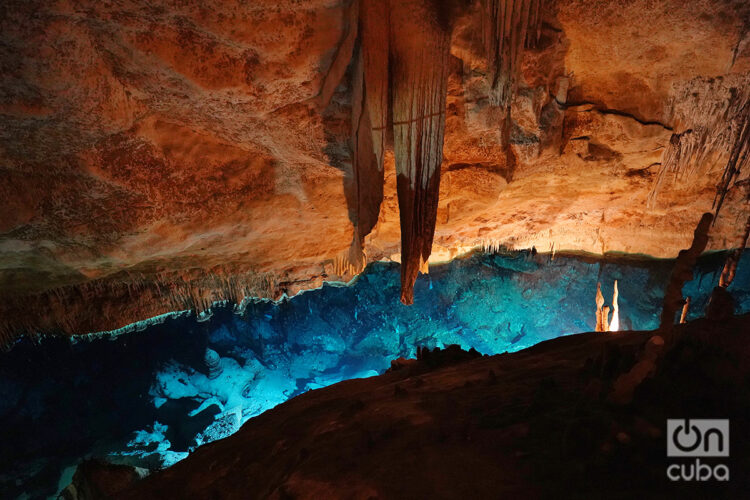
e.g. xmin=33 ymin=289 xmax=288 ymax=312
xmin=667 ymin=419 xmax=729 ymax=481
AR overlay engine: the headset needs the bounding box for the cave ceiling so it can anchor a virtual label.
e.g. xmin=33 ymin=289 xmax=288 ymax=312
xmin=0 ymin=0 xmax=749 ymax=342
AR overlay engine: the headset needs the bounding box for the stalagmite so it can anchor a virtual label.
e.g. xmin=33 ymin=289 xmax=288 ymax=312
xmin=679 ymin=296 xmax=690 ymax=324
xmin=601 ymin=305 xmax=610 ymax=332
xmin=595 ymin=282 xmax=605 ymax=332
xmin=659 ymin=212 xmax=713 ymax=333
xmin=609 ymin=280 xmax=620 ymax=332
xmin=204 ymin=348 xmax=222 ymax=380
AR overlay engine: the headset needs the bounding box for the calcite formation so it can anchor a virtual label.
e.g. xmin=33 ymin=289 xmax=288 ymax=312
xmin=595 ymin=282 xmax=606 ymax=332
xmin=347 ymin=0 xmax=388 ymax=273
xmin=344 ymin=0 xmax=458 ymax=304
xmin=389 ymin=1 xmax=454 ymax=304
xmin=204 ymin=348 xmax=222 ymax=380
xmin=720 ymin=214 xmax=750 ymax=288
xmin=659 ymin=212 xmax=713 ymax=333
xmin=610 ymin=280 xmax=619 ymax=332
xmin=1 ymin=0 xmax=749 ymax=343
xmin=649 ymin=74 xmax=750 ymax=214
xmin=481 ymin=0 xmax=543 ymax=118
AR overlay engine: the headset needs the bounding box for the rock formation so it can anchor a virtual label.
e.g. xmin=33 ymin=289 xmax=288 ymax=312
xmin=481 ymin=0 xmax=543 ymax=129
xmin=346 ymin=0 xmax=387 ymax=274
xmin=1 ymin=0 xmax=749 ymax=342
xmin=649 ymin=75 xmax=750 ymax=217
xmin=204 ymin=348 xmax=222 ymax=380
xmin=659 ymin=212 xmax=713 ymax=333
xmin=596 ymin=280 xmax=620 ymax=332
xmin=595 ymin=282 xmax=605 ymax=332
xmin=601 ymin=305 xmax=610 ymax=332
xmin=708 ymin=212 xmax=750 ymax=320
xmin=719 ymin=213 xmax=750 ymax=288
xmin=60 ymin=459 xmax=147 ymax=500
xmin=679 ymin=296 xmax=690 ymax=324
xmin=610 ymin=279 xmax=619 ymax=332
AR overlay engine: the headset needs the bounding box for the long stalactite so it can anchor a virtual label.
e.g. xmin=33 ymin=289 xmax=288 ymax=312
xmin=344 ymin=0 xmax=456 ymax=304
xmin=344 ymin=0 xmax=542 ymax=304
xmin=347 ymin=0 xmax=389 ymax=272
xmin=390 ymin=0 xmax=453 ymax=304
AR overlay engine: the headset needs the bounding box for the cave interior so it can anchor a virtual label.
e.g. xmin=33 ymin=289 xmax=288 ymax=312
xmin=0 ymin=0 xmax=749 ymax=498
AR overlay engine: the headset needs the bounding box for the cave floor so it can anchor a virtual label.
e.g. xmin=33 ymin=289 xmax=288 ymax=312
xmin=118 ymin=314 xmax=750 ymax=499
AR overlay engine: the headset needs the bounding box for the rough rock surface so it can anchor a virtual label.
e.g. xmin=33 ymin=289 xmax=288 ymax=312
xmin=115 ymin=314 xmax=750 ymax=499
xmin=1 ymin=0 xmax=749 ymax=340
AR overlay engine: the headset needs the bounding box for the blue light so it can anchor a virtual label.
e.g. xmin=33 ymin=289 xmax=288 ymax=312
xmin=0 ymin=251 xmax=748 ymax=499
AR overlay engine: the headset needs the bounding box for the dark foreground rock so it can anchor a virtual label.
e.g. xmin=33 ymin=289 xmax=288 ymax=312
xmin=59 ymin=460 xmax=147 ymax=500
xmin=118 ymin=315 xmax=750 ymax=499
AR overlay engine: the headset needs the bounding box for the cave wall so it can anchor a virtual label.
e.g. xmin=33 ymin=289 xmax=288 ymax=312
xmin=0 ymin=0 xmax=749 ymax=341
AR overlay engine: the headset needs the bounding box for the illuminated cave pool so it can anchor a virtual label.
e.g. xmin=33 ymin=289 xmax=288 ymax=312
xmin=1 ymin=250 xmax=749 ymax=498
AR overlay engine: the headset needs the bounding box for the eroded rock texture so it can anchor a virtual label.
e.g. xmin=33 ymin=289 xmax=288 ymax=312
xmin=1 ymin=0 xmax=749 ymax=342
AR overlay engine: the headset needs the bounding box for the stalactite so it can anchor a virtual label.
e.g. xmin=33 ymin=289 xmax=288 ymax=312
xmin=659 ymin=212 xmax=713 ymax=334
xmin=341 ymin=0 xmax=458 ymax=304
xmin=316 ymin=0 xmax=359 ymax=109
xmin=346 ymin=0 xmax=389 ymax=273
xmin=359 ymin=0 xmax=389 ymax=174
xmin=481 ymin=238 xmax=506 ymax=254
xmin=481 ymin=0 xmax=543 ymax=110
xmin=713 ymin=96 xmax=750 ymax=219
xmin=333 ymin=251 xmax=367 ymax=277
xmin=649 ymin=76 xmax=750 ymax=213
xmin=0 ymin=268 xmax=280 ymax=350
xmin=390 ymin=0 xmax=454 ymax=304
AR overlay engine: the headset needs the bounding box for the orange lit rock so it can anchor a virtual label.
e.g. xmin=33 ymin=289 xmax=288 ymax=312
xmin=0 ymin=0 xmax=749 ymax=341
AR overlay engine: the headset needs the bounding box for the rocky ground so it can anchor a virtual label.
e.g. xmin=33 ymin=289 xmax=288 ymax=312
xmin=89 ymin=313 xmax=750 ymax=499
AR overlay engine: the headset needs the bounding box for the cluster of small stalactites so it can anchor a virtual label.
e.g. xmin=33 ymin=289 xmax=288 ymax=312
xmin=649 ymin=74 xmax=750 ymax=213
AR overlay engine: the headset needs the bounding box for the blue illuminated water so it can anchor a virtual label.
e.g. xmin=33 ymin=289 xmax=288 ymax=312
xmin=0 ymin=251 xmax=748 ymax=498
